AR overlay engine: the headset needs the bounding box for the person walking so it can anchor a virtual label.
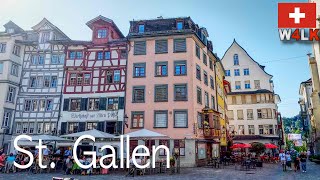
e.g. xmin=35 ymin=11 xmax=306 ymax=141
xmin=279 ymin=150 xmax=286 ymax=171
xmin=285 ymin=151 xmax=292 ymax=170
xmin=299 ymin=152 xmax=307 ymax=173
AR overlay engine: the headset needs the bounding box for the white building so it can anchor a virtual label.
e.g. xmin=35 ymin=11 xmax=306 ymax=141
xmin=221 ymin=40 xmax=281 ymax=144
xmin=0 ymin=21 xmax=25 ymax=152
xmin=11 ymin=18 xmax=69 ymax=151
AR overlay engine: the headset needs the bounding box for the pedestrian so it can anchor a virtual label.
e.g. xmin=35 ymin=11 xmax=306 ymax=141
xmin=299 ymin=152 xmax=307 ymax=173
xmin=279 ymin=150 xmax=286 ymax=171
xmin=285 ymin=151 xmax=292 ymax=170
xmin=292 ymin=151 xmax=300 ymax=172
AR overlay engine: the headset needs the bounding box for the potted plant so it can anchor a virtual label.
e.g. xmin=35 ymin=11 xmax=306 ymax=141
xmin=250 ymin=142 xmax=266 ymax=167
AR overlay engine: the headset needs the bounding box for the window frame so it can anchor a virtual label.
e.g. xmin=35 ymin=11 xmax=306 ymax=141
xmin=132 ymin=86 xmax=145 ymax=103
xmin=173 ymin=110 xmax=188 ymax=128
xmin=97 ymin=29 xmax=107 ymax=39
xmin=154 ymin=110 xmax=168 ymax=128
xmin=233 ymin=54 xmax=239 ymax=65
xmin=155 ymin=39 xmax=168 ymax=54
xmin=244 ymin=68 xmax=250 ymax=75
xmin=174 ymin=84 xmax=188 ymax=101
xmin=234 ymin=69 xmax=240 ymax=76
xmin=131 ymin=111 xmax=144 ymax=129
xmin=133 ymin=63 xmax=146 ymax=78
xmin=173 ymin=38 xmax=187 ymax=53
xmin=154 ymin=84 xmax=168 ymax=102
xmin=155 ymin=61 xmax=168 ymax=77
xmin=197 ymin=86 xmax=202 ymax=104
xmin=174 ymin=60 xmax=187 ymax=76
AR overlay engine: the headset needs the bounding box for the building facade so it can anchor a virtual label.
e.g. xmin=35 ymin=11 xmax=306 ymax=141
xmin=221 ymin=40 xmax=281 ymax=145
xmin=58 ymin=16 xmax=127 ymax=146
xmin=125 ymin=17 xmax=223 ymax=167
xmin=12 ymin=19 xmax=69 ymax=149
xmin=0 ymin=21 xmax=25 ymax=152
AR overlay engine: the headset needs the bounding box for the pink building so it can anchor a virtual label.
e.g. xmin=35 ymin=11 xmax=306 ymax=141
xmin=125 ymin=17 xmax=221 ymax=167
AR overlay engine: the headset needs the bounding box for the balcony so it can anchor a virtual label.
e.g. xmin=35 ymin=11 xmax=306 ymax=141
xmin=203 ymin=128 xmax=221 ymax=138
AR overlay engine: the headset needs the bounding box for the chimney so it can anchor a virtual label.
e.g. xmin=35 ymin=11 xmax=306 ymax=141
xmin=309 ymin=56 xmax=320 ymax=92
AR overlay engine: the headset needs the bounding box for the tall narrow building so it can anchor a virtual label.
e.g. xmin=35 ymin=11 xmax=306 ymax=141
xmin=125 ymin=17 xmax=223 ymax=167
xmin=221 ymin=40 xmax=281 ymax=145
xmin=12 ymin=19 xmax=69 ymax=148
xmin=0 ymin=21 xmax=25 ymax=152
xmin=58 ymin=16 xmax=127 ymax=153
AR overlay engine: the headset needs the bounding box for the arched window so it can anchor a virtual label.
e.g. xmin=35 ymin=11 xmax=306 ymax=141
xmin=233 ymin=54 xmax=239 ymax=65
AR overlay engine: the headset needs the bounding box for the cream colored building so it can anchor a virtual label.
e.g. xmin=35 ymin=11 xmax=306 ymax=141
xmin=221 ymin=40 xmax=281 ymax=145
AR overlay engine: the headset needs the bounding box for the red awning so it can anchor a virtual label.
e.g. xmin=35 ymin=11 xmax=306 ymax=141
xmin=265 ymin=143 xmax=278 ymax=149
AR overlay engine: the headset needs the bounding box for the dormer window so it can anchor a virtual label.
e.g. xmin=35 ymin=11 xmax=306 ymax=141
xmin=138 ymin=24 xmax=145 ymax=33
xmin=40 ymin=32 xmax=50 ymax=43
xmin=97 ymin=29 xmax=107 ymax=38
xmin=177 ymin=22 xmax=183 ymax=30
xmin=7 ymin=28 xmax=14 ymax=33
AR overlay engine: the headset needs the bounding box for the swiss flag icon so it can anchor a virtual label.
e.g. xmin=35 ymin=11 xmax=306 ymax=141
xmin=278 ymin=3 xmax=316 ymax=28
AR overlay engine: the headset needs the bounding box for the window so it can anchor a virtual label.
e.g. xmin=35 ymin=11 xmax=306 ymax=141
xmin=23 ymin=123 xmax=28 ymax=133
xmin=37 ymin=54 xmax=45 ymax=65
xmin=195 ymin=44 xmax=200 ymax=58
xmin=209 ymin=59 xmax=213 ymax=70
xmin=159 ymin=140 xmax=169 ymax=156
xmin=51 ymin=55 xmax=58 ymax=64
xmin=235 ymin=81 xmax=241 ymax=90
xmin=155 ymin=62 xmax=167 ymax=76
xmin=196 ymin=65 xmax=201 ymax=80
xmin=84 ymin=73 xmax=91 ymax=85
xmin=87 ymin=122 xmax=98 ymax=130
xmin=132 ymin=111 xmax=144 ymax=128
xmin=155 ymin=85 xmax=168 ymax=102
xmin=2 ymin=111 xmax=11 ymax=127
xmin=248 ymin=125 xmax=255 ymax=135
xmin=16 ymin=122 xmax=22 ymax=134
xmin=6 ymin=86 xmax=16 ymax=102
xmin=24 ymin=100 xmax=32 ymax=111
xmin=234 ymin=69 xmax=240 ymax=76
xmin=134 ymin=41 xmax=146 ymax=55
xmin=245 ymin=80 xmax=251 ymax=89
xmin=133 ymin=86 xmax=145 ymax=103
xmin=40 ymin=32 xmax=50 ymax=43
xmin=70 ymin=99 xmax=81 ymax=111
xmin=69 ymin=51 xmax=76 ymax=59
xmin=268 ymin=125 xmax=274 ymax=135
xmin=155 ymin=40 xmax=168 ymax=54
xmin=44 ymin=123 xmax=51 ymax=134
xmin=204 ymin=71 xmax=208 ymax=85
xmin=12 ymin=45 xmax=20 ymax=56
xmin=114 ymin=70 xmax=120 ymax=83
xmin=133 ymin=63 xmax=146 ymax=77
xmin=247 ymin=109 xmax=253 ymax=120
xmin=225 ymin=70 xmax=230 ymax=76
xmin=244 ymin=68 xmax=250 ymax=75
xmin=257 ymin=109 xmax=262 ymax=119
xmin=259 ymin=125 xmax=263 ymax=135
xmin=238 ymin=125 xmax=244 ymax=135
xmin=173 ymin=39 xmax=186 ymax=52
xmin=105 ymin=51 xmax=111 ymax=59
xmin=0 ymin=43 xmax=6 ymax=53
xmin=138 ymin=25 xmax=145 ymax=33
xmin=107 ymin=97 xmax=119 ymax=110
xmin=174 ymin=140 xmax=185 ymax=156
xmin=97 ymin=51 xmax=104 ymax=60
xmin=211 ymin=95 xmax=215 ymax=109
xmin=88 ymin=98 xmax=99 ymax=111
xmin=46 ymin=99 xmax=53 ymax=111
xmin=11 ymin=64 xmax=19 ymax=76
xmin=197 ymin=112 xmax=202 ymax=128
xmin=76 ymin=52 xmax=83 ymax=59
xmin=120 ymin=50 xmax=126 ymax=59
xmin=39 ymin=100 xmax=45 ymax=111
xmin=197 ymin=87 xmax=202 ymax=104
xmin=69 ymin=73 xmax=77 ymax=85
xmin=227 ymin=110 xmax=234 ymax=120
xmin=203 ymin=53 xmax=207 ymax=65
xmin=68 ymin=122 xmax=79 ymax=133
xmin=174 ymin=110 xmax=188 ymax=128
xmin=174 ymin=61 xmax=186 ymax=75
xmin=254 ymin=80 xmax=261 ymax=89
xmin=210 ymin=76 xmax=214 ymax=89
xmin=29 ymin=122 xmax=35 ymax=134
xmin=174 ymin=84 xmax=187 ymax=101
xmin=204 ymin=92 xmax=209 ymax=107
xmin=42 ymin=76 xmax=50 ymax=87
xmin=237 ymin=110 xmax=244 ymax=120
xmin=176 ymin=22 xmax=183 ymax=30
xmin=51 ymin=76 xmax=57 ymax=87
xmin=0 ymin=62 xmax=3 ymax=73
xmin=233 ymin=54 xmax=239 ymax=65
xmin=154 ymin=111 xmax=168 ymax=128
xmin=31 ymin=100 xmax=38 ymax=111
xmin=106 ymin=71 xmax=113 ymax=83
xmin=77 ymin=73 xmax=83 ymax=85
xmin=97 ymin=29 xmax=107 ymax=38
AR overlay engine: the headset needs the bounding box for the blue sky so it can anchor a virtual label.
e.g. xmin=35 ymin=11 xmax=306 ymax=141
xmin=0 ymin=0 xmax=311 ymax=117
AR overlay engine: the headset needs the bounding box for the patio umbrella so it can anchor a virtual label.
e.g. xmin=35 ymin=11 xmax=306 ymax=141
xmin=242 ymin=143 xmax=252 ymax=148
xmin=13 ymin=134 xmax=71 ymax=142
xmin=265 ymin=143 xmax=278 ymax=149
xmin=230 ymin=143 xmax=245 ymax=149
xmin=119 ymin=128 xmax=168 ymax=139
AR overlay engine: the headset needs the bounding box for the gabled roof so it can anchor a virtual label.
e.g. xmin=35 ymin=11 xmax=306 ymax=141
xmin=86 ymin=15 xmax=124 ymax=38
xmin=3 ymin=21 xmax=24 ymax=33
xmin=32 ymin=18 xmax=70 ymax=40
xmin=221 ymin=39 xmax=273 ymax=77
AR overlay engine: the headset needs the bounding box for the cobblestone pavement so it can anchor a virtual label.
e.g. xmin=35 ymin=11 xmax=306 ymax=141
xmin=2 ymin=162 xmax=320 ymax=180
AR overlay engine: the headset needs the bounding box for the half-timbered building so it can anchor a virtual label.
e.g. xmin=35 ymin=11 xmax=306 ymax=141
xmin=12 ymin=18 xmax=69 ymax=143
xmin=58 ymin=16 xmax=127 ymax=138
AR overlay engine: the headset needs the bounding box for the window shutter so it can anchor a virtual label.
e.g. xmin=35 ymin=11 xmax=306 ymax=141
xmin=118 ymin=97 xmax=124 ymax=109
xmin=63 ymin=99 xmax=69 ymax=111
xmin=80 ymin=98 xmax=88 ymax=111
xmin=99 ymin=98 xmax=107 ymax=110
xmin=175 ymin=111 xmax=187 ymax=127
xmin=134 ymin=41 xmax=146 ymax=55
xmin=97 ymin=121 xmax=105 ymax=132
xmin=155 ymin=40 xmax=168 ymax=53
xmin=174 ymin=39 xmax=186 ymax=52
xmin=61 ymin=122 xmax=67 ymax=135
xmin=79 ymin=122 xmax=86 ymax=132
xmin=155 ymin=112 xmax=167 ymax=127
